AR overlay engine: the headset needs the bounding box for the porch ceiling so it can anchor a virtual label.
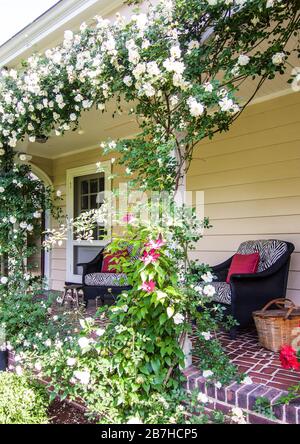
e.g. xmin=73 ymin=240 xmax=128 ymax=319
xmin=16 ymin=33 xmax=298 ymax=160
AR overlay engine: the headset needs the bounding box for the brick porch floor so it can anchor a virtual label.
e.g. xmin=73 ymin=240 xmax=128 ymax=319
xmin=192 ymin=328 xmax=300 ymax=392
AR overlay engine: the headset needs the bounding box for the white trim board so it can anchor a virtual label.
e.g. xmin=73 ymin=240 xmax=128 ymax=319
xmin=30 ymin=162 xmax=53 ymax=289
xmin=66 ymin=161 xmax=111 ymax=283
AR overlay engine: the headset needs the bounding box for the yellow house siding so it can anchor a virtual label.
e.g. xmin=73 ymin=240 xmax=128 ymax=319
xmin=187 ymin=93 xmax=300 ymax=304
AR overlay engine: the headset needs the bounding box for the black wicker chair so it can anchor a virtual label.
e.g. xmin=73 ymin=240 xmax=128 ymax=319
xmin=199 ymin=239 xmax=295 ymax=339
xmin=78 ymin=246 xmax=131 ymax=306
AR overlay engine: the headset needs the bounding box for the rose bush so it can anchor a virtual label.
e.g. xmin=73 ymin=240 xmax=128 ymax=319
xmin=0 ymin=0 xmax=299 ymax=424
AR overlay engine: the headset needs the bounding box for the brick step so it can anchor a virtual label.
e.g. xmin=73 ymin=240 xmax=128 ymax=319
xmin=183 ymin=365 xmax=300 ymax=424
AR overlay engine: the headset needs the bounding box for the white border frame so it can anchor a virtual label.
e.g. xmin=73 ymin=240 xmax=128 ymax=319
xmin=30 ymin=163 xmax=53 ymax=289
xmin=66 ymin=161 xmax=111 ymax=283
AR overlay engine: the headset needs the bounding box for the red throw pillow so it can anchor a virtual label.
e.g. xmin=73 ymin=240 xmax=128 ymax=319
xmin=226 ymin=253 xmax=260 ymax=283
xmin=101 ymin=249 xmax=128 ymax=273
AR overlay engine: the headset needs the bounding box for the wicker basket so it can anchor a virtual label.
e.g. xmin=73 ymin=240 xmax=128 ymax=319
xmin=253 ymin=298 xmax=300 ymax=352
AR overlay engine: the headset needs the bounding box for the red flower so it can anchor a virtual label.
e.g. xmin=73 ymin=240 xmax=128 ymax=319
xmin=141 ymin=280 xmax=156 ymax=293
xmin=145 ymin=234 xmax=165 ymax=250
xmin=141 ymin=249 xmax=160 ymax=265
xmin=280 ymin=345 xmax=300 ymax=371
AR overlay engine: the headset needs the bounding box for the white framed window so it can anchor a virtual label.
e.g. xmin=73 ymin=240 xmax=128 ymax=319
xmin=66 ymin=162 xmax=111 ymax=283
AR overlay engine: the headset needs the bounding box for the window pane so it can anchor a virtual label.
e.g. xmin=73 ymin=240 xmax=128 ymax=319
xmin=81 ymin=195 xmax=89 ymax=210
xmin=81 ymin=180 xmax=88 ymax=195
xmin=90 ymin=179 xmax=98 ymax=194
xmin=74 ymin=246 xmax=101 ymax=275
xmin=99 ymin=177 xmax=105 ymax=192
xmin=90 ymin=194 xmax=97 ymax=209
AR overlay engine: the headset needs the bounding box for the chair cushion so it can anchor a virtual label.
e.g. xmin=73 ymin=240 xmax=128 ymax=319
xmin=237 ymin=240 xmax=287 ymax=272
xmin=226 ymin=252 xmax=259 ymax=283
xmin=102 ymin=249 xmax=128 ymax=273
xmin=211 ymin=282 xmax=231 ymax=305
xmin=85 ymin=272 xmax=129 ymax=287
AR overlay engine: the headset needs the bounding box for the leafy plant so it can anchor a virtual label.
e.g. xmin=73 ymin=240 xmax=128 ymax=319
xmin=0 ymin=372 xmax=49 ymax=424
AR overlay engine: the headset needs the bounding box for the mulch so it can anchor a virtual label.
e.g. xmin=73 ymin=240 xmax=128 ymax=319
xmin=48 ymin=400 xmax=95 ymax=424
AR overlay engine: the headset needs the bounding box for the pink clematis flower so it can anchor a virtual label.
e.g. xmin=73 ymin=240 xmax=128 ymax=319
xmin=145 ymin=235 xmax=165 ymax=250
xmin=141 ymin=280 xmax=156 ymax=293
xmin=141 ymin=249 xmax=160 ymax=265
xmin=122 ymin=213 xmax=135 ymax=224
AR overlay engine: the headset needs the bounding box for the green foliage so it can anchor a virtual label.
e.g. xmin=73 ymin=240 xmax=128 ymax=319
xmin=253 ymin=397 xmax=276 ymax=420
xmin=0 ymin=372 xmax=49 ymax=424
xmin=1 ymin=0 xmax=299 ymax=424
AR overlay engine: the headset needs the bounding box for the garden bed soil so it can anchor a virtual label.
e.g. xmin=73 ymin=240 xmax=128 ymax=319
xmin=48 ymin=400 xmax=94 ymax=424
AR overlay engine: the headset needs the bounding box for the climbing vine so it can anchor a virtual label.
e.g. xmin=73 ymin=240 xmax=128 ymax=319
xmin=0 ymin=0 xmax=299 ymax=423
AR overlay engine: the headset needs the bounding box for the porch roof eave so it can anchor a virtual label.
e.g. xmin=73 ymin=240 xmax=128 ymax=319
xmin=0 ymin=0 xmax=124 ymax=69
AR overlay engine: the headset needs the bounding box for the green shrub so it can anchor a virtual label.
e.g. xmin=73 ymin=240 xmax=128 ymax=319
xmin=0 ymin=372 xmax=49 ymax=424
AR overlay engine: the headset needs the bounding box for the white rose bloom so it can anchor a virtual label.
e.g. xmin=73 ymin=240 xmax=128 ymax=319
xmin=64 ymin=30 xmax=73 ymax=41
xmin=188 ymin=40 xmax=200 ymax=51
xmin=128 ymin=49 xmax=140 ymax=65
xmin=15 ymin=365 xmax=23 ymax=376
xmin=170 ymin=95 xmax=179 ymax=107
xmin=96 ymin=328 xmax=105 ymax=337
xmin=127 ymin=417 xmax=143 ymax=424
xmin=53 ymin=52 xmax=62 ymax=64
xmin=78 ymin=337 xmax=90 ymax=349
xmin=82 ymin=100 xmax=92 ymax=109
xmin=219 ymin=97 xmax=234 ymax=112
xmin=0 ymin=149 xmax=5 ymax=156
xmin=147 ymin=61 xmax=160 ymax=77
xmin=27 ymin=224 xmax=34 ymax=232
xmin=203 ymin=370 xmax=214 ymax=378
xmin=241 ymin=376 xmax=253 ymax=385
xmin=266 ymin=0 xmax=275 ymax=7
xmin=67 ymin=357 xmax=77 ymax=367
xmin=79 ymin=317 xmax=94 ymax=329
xmin=163 ymin=59 xmax=185 ymax=75
xmin=142 ymin=83 xmax=156 ymax=97
xmin=0 ymin=277 xmax=8 ymax=285
xmin=75 ymin=94 xmax=83 ymax=102
xmin=70 ymin=113 xmax=77 ymax=121
xmin=203 ymin=82 xmax=213 ymax=93
xmin=170 ymin=45 xmax=181 ymax=59
xmin=9 ymin=216 xmax=16 ymax=224
xmin=33 ymin=211 xmax=41 ymax=219
xmin=132 ymin=13 xmax=147 ymax=30
xmin=201 ymin=272 xmax=214 ymax=283
xmin=197 ymin=393 xmax=209 ymax=404
xmin=35 ymin=362 xmax=42 ymax=372
xmin=187 ymin=97 xmax=205 ymax=117
xmin=237 ymin=54 xmax=250 ymax=66
xmin=56 ymin=190 xmax=62 ymax=197
xmin=0 ymin=187 xmax=4 ymax=193
xmin=215 ymin=382 xmax=222 ymax=389
xmin=173 ymin=313 xmax=185 ymax=325
xmin=123 ymin=76 xmax=133 ymax=87
xmin=74 ymin=370 xmax=90 ymax=385
xmin=203 ymin=284 xmax=216 ymax=297
xmin=272 ymin=52 xmax=285 ymax=66
xmin=231 ymin=407 xmax=247 ymax=424
xmin=201 ymin=332 xmax=212 ymax=341
xmin=132 ymin=63 xmax=146 ymax=79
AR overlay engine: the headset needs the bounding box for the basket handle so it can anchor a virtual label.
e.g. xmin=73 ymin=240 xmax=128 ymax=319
xmin=261 ymin=298 xmax=297 ymax=320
